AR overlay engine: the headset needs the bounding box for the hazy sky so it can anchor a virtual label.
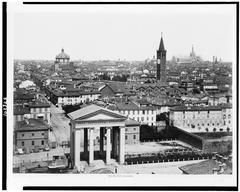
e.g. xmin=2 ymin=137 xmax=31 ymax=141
xmin=12 ymin=4 xmax=236 ymax=61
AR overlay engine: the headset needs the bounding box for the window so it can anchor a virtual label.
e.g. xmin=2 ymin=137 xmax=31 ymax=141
xmin=141 ymin=117 xmax=144 ymax=121
xmin=32 ymin=133 xmax=35 ymax=136
xmin=22 ymin=134 xmax=24 ymax=137
xmin=32 ymin=141 xmax=35 ymax=146
xmin=212 ymin=123 xmax=214 ymax=126
xmin=41 ymin=140 xmax=44 ymax=145
xmin=223 ymin=121 xmax=226 ymax=125
xmin=202 ymin=123 xmax=204 ymax=126
xmin=134 ymin=128 xmax=136 ymax=131
xmin=137 ymin=117 xmax=140 ymax=122
xmin=229 ymin=120 xmax=231 ymax=124
xmin=143 ymin=110 xmax=145 ymax=115
xmin=228 ymin=114 xmax=231 ymax=119
xmin=207 ymin=123 xmax=209 ymax=126
xmin=21 ymin=141 xmax=24 ymax=146
xmin=147 ymin=117 xmax=149 ymax=121
xmin=133 ymin=135 xmax=136 ymax=139
xmin=205 ymin=128 xmax=209 ymax=132
xmin=125 ymin=128 xmax=128 ymax=132
xmin=42 ymin=133 xmax=44 ymax=136
xmin=219 ymin=128 xmax=223 ymax=132
xmin=125 ymin=135 xmax=128 ymax=140
xmin=223 ymin=114 xmax=226 ymax=119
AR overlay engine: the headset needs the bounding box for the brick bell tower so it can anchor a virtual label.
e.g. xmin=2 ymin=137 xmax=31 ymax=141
xmin=156 ymin=33 xmax=167 ymax=83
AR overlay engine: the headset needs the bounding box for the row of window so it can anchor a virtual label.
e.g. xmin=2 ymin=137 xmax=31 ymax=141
xmin=125 ymin=135 xmax=137 ymax=140
xmin=131 ymin=116 xmax=154 ymax=122
xmin=183 ymin=113 xmax=230 ymax=119
xmin=121 ymin=110 xmax=155 ymax=115
xmin=21 ymin=140 xmax=44 ymax=146
xmin=31 ymin=108 xmax=49 ymax=113
xmin=21 ymin=133 xmax=45 ymax=137
xmin=187 ymin=121 xmax=231 ymax=127
xmin=125 ymin=127 xmax=137 ymax=132
xmin=205 ymin=127 xmax=231 ymax=132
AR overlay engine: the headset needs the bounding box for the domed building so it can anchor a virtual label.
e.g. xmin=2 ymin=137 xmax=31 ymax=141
xmin=54 ymin=48 xmax=74 ymax=71
xmin=56 ymin=48 xmax=70 ymax=63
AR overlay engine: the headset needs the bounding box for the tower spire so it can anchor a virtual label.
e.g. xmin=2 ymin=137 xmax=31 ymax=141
xmin=159 ymin=33 xmax=165 ymax=51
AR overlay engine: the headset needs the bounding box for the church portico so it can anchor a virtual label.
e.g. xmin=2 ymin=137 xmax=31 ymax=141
xmin=68 ymin=104 xmax=128 ymax=170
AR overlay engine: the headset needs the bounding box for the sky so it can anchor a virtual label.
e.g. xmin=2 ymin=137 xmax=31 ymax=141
xmin=12 ymin=4 xmax=236 ymax=61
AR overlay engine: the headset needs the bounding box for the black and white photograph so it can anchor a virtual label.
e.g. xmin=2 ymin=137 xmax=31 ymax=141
xmin=3 ymin=1 xmax=238 ymax=190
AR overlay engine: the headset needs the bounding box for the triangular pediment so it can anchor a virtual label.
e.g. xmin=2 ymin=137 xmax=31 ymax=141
xmin=74 ymin=109 xmax=127 ymax=122
xmin=83 ymin=113 xmax=121 ymax=121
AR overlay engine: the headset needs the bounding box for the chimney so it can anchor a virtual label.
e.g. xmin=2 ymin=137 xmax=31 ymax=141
xmin=212 ymin=168 xmax=218 ymax=175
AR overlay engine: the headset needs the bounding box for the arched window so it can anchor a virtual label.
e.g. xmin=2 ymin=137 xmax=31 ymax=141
xmin=227 ymin=127 xmax=230 ymax=132
xmin=213 ymin=128 xmax=216 ymax=132
xmin=205 ymin=128 xmax=209 ymax=132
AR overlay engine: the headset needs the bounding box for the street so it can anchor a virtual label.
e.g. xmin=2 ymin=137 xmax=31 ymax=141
xmin=50 ymin=104 xmax=70 ymax=145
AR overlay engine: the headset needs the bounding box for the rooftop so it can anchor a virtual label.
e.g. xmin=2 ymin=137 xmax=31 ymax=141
xmin=14 ymin=106 xmax=30 ymax=115
xmin=68 ymin=104 xmax=126 ymax=120
xmin=170 ymin=105 xmax=230 ymax=112
xmin=15 ymin=118 xmax=49 ymax=131
xmin=179 ymin=159 xmax=232 ymax=174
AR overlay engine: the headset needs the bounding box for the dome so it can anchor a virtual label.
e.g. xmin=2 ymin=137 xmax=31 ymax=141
xmin=56 ymin=48 xmax=70 ymax=59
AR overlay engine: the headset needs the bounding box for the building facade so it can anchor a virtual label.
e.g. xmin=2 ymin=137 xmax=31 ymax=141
xmin=15 ymin=119 xmax=49 ymax=152
xmin=170 ymin=104 xmax=232 ymax=133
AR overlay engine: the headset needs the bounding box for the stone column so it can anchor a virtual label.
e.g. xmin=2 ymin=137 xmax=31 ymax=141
xmin=106 ymin=127 xmax=111 ymax=165
xmin=89 ymin=128 xmax=94 ymax=165
xmin=74 ymin=129 xmax=81 ymax=169
xmin=84 ymin=128 xmax=88 ymax=155
xmin=119 ymin=126 xmax=125 ymax=164
xmin=99 ymin=127 xmax=104 ymax=155
xmin=112 ymin=128 xmax=118 ymax=159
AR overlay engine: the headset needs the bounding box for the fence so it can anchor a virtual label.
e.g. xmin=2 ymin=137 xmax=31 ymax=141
xmin=125 ymin=152 xmax=212 ymax=165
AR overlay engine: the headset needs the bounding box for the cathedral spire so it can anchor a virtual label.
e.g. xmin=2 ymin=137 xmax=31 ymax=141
xmin=159 ymin=33 xmax=165 ymax=51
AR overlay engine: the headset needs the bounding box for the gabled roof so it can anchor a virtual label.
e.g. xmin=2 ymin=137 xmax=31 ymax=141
xmin=68 ymin=104 xmax=126 ymax=120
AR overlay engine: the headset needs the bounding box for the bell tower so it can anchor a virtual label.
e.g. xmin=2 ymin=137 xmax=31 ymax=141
xmin=156 ymin=33 xmax=167 ymax=83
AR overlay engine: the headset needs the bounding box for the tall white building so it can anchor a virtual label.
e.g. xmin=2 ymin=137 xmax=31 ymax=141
xmin=169 ymin=104 xmax=232 ymax=133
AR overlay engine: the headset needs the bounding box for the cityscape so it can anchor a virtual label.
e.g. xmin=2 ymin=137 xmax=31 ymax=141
xmin=12 ymin=5 xmax=234 ymax=176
